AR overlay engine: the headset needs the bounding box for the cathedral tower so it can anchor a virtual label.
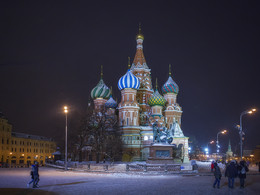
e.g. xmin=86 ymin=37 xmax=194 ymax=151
xmin=148 ymin=79 xmax=166 ymax=127
xmin=130 ymin=25 xmax=153 ymax=116
xmin=162 ymin=65 xmax=183 ymax=128
xmin=91 ymin=66 xmax=111 ymax=112
xmin=118 ymin=62 xmax=141 ymax=160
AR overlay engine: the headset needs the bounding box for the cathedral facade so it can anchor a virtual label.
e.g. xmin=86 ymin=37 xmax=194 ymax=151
xmin=91 ymin=27 xmax=189 ymax=162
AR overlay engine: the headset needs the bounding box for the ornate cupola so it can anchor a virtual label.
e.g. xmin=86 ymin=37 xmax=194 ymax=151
xmin=105 ymin=87 xmax=117 ymax=116
xmin=117 ymin=59 xmax=140 ymax=127
xmin=148 ymin=79 xmax=166 ymax=107
xmin=91 ymin=66 xmax=111 ymax=111
xmin=148 ymin=78 xmax=166 ymax=117
xmin=162 ymin=65 xmax=182 ymax=128
xmin=162 ymin=64 xmax=179 ymax=95
xmin=118 ymin=66 xmax=140 ymax=91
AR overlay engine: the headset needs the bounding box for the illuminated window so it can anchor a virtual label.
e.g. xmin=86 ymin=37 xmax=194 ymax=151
xmin=144 ymin=136 xmax=148 ymax=141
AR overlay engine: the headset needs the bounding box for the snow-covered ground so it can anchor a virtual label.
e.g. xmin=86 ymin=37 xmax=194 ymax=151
xmin=0 ymin=167 xmax=259 ymax=195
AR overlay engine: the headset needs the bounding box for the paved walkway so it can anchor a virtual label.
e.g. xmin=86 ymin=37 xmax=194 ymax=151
xmin=0 ymin=167 xmax=259 ymax=195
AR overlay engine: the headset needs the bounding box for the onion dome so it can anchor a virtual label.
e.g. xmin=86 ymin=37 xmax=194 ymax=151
xmin=105 ymin=95 xmax=117 ymax=108
xmin=162 ymin=64 xmax=179 ymax=94
xmin=148 ymin=79 xmax=166 ymax=106
xmin=118 ymin=59 xmax=140 ymax=90
xmin=91 ymin=79 xmax=110 ymax=99
xmin=91 ymin=66 xmax=111 ymax=99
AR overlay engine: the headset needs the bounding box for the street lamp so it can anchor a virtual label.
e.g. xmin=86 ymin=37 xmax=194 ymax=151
xmin=216 ymin=130 xmax=227 ymax=154
xmin=238 ymin=108 xmax=256 ymax=160
xmin=64 ymin=106 xmax=68 ymax=171
xmin=206 ymin=140 xmax=215 ymax=154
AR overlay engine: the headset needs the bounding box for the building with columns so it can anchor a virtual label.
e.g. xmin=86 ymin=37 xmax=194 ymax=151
xmin=90 ymin=26 xmax=189 ymax=162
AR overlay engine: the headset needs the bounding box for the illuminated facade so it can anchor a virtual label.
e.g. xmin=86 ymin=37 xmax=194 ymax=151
xmin=91 ymin=26 xmax=189 ymax=162
xmin=0 ymin=113 xmax=56 ymax=166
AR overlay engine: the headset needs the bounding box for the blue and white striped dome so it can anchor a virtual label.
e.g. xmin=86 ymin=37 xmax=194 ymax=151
xmin=118 ymin=69 xmax=140 ymax=90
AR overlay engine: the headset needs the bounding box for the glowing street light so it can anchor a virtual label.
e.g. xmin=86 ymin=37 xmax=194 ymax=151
xmin=64 ymin=106 xmax=68 ymax=171
xmin=238 ymin=108 xmax=256 ymax=160
xmin=206 ymin=140 xmax=215 ymax=154
xmin=216 ymin=130 xmax=227 ymax=154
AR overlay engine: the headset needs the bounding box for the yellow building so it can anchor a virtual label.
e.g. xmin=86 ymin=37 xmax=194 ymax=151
xmin=0 ymin=113 xmax=56 ymax=167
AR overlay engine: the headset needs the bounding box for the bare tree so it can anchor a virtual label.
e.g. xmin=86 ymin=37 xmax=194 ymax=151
xmin=72 ymin=104 xmax=122 ymax=163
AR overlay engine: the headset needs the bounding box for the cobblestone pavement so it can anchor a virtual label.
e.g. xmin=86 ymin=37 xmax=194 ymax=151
xmin=0 ymin=167 xmax=259 ymax=195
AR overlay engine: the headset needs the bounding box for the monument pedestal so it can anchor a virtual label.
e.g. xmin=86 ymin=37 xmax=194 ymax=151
xmin=147 ymin=143 xmax=174 ymax=164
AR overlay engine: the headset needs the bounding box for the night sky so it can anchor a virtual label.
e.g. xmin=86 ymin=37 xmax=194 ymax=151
xmin=1 ymin=1 xmax=260 ymax=153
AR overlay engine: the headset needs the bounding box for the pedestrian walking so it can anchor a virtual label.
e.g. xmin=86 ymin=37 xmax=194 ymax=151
xmin=238 ymin=161 xmax=249 ymax=189
xmin=26 ymin=170 xmax=34 ymax=188
xmin=211 ymin=161 xmax=214 ymax=172
xmin=225 ymin=160 xmax=238 ymax=189
xmin=32 ymin=162 xmax=40 ymax=188
xmin=213 ymin=162 xmax=222 ymax=189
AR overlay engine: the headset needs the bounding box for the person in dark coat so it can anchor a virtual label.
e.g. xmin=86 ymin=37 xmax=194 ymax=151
xmin=213 ymin=162 xmax=222 ymax=188
xmin=238 ymin=161 xmax=249 ymax=188
xmin=32 ymin=162 xmax=39 ymax=188
xmin=225 ymin=160 xmax=238 ymax=189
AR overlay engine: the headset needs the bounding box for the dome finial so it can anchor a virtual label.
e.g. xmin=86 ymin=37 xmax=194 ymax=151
xmin=101 ymin=65 xmax=103 ymax=79
xmin=169 ymin=64 xmax=172 ymax=76
xmin=156 ymin=78 xmax=158 ymax=90
xmin=110 ymin=86 xmax=113 ymax=95
xmin=128 ymin=57 xmax=131 ymax=69
xmin=136 ymin=23 xmax=144 ymax=40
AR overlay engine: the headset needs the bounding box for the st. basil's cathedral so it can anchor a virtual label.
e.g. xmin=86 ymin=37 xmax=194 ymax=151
xmin=90 ymin=27 xmax=189 ymax=163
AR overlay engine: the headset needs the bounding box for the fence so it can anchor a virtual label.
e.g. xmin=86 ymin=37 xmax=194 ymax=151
xmin=126 ymin=164 xmax=181 ymax=172
xmin=46 ymin=162 xmax=181 ymax=173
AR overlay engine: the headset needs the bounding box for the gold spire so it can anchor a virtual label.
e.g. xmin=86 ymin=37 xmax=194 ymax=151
xmin=156 ymin=78 xmax=158 ymax=90
xmin=128 ymin=57 xmax=131 ymax=69
xmin=101 ymin=65 xmax=103 ymax=79
xmin=169 ymin=64 xmax=172 ymax=76
xmin=110 ymin=86 xmax=113 ymax=95
xmin=136 ymin=23 xmax=144 ymax=40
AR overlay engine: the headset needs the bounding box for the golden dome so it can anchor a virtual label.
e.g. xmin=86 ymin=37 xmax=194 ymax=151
xmin=136 ymin=23 xmax=144 ymax=40
xmin=136 ymin=33 xmax=144 ymax=40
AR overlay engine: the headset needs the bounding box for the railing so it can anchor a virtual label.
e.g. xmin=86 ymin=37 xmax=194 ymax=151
xmin=46 ymin=162 xmax=181 ymax=172
xmin=126 ymin=164 xmax=181 ymax=172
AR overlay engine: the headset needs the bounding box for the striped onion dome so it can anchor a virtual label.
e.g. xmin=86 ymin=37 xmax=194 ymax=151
xmin=105 ymin=95 xmax=117 ymax=108
xmin=162 ymin=76 xmax=179 ymax=94
xmin=118 ymin=69 xmax=140 ymax=90
xmin=148 ymin=89 xmax=166 ymax=107
xmin=91 ymin=79 xmax=111 ymax=99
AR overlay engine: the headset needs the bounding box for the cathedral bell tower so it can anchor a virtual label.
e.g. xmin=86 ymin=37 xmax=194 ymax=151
xmin=148 ymin=78 xmax=166 ymax=127
xmin=162 ymin=65 xmax=182 ymax=128
xmin=118 ymin=60 xmax=141 ymax=161
xmin=130 ymin=25 xmax=153 ymax=115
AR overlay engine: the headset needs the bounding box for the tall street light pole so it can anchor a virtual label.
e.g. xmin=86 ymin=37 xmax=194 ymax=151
xmin=216 ymin=130 xmax=227 ymax=155
xmin=64 ymin=106 xmax=68 ymax=171
xmin=207 ymin=140 xmax=215 ymax=153
xmin=239 ymin=108 xmax=256 ymax=161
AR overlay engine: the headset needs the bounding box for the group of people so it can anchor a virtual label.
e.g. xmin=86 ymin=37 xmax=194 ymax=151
xmin=212 ymin=160 xmax=249 ymax=189
xmin=27 ymin=161 xmax=40 ymax=188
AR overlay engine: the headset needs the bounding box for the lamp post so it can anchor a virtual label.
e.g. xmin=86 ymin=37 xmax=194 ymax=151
xmin=239 ymin=108 xmax=256 ymax=161
xmin=9 ymin=152 xmax=12 ymax=168
xmin=216 ymin=130 xmax=227 ymax=155
xmin=64 ymin=106 xmax=68 ymax=171
xmin=207 ymin=140 xmax=215 ymax=155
